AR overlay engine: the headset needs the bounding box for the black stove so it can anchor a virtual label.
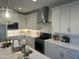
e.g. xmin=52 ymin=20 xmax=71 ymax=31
xmin=35 ymin=33 xmax=51 ymax=54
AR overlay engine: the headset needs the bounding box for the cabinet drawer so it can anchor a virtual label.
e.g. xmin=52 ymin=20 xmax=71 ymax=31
xmin=63 ymin=48 xmax=77 ymax=59
xmin=63 ymin=48 xmax=77 ymax=56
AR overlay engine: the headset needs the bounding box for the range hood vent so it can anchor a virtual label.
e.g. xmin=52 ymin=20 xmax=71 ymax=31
xmin=42 ymin=7 xmax=49 ymax=23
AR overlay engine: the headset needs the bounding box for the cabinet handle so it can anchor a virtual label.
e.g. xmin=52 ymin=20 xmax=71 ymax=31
xmin=60 ymin=53 xmax=64 ymax=57
xmin=54 ymin=46 xmax=58 ymax=48
xmin=60 ymin=53 xmax=62 ymax=56
xmin=62 ymin=53 xmax=64 ymax=58
xmin=66 ymin=51 xmax=72 ymax=53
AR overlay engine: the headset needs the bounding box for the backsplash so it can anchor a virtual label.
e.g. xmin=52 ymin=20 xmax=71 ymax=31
xmin=52 ymin=33 xmax=79 ymax=45
xmin=69 ymin=35 xmax=79 ymax=45
xmin=7 ymin=29 xmax=41 ymax=37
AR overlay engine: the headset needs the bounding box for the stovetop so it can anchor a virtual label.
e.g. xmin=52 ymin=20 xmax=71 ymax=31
xmin=35 ymin=32 xmax=51 ymax=40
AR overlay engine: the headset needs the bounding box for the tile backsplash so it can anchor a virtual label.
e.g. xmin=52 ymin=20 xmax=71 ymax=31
xmin=52 ymin=33 xmax=79 ymax=45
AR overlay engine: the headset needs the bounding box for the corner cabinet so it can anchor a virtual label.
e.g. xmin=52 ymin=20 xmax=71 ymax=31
xmin=45 ymin=40 xmax=77 ymax=59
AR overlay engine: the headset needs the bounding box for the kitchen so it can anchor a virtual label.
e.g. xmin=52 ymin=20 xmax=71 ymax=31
xmin=0 ymin=0 xmax=79 ymax=59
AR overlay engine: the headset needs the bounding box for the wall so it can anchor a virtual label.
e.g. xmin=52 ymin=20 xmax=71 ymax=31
xmin=0 ymin=9 xmax=26 ymax=29
xmin=25 ymin=13 xmax=37 ymax=30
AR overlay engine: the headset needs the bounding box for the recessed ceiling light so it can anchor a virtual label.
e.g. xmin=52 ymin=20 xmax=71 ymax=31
xmin=18 ymin=7 xmax=22 ymax=10
xmin=32 ymin=0 xmax=37 ymax=2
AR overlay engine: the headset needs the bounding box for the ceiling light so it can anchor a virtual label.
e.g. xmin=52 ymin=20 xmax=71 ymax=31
xmin=32 ymin=0 xmax=37 ymax=2
xmin=19 ymin=7 xmax=22 ymax=10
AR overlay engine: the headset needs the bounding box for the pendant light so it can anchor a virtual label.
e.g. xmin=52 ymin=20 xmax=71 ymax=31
xmin=5 ymin=0 xmax=10 ymax=18
xmin=5 ymin=9 xmax=10 ymax=18
xmin=0 ymin=0 xmax=18 ymax=24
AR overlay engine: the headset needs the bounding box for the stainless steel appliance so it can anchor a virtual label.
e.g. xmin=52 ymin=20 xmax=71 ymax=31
xmin=53 ymin=35 xmax=60 ymax=41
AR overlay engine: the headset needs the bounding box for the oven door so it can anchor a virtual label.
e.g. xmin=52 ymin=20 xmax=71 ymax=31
xmin=35 ymin=39 xmax=44 ymax=54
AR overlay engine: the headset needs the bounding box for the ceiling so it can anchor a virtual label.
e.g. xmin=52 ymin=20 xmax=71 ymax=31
xmin=0 ymin=0 xmax=78 ymax=13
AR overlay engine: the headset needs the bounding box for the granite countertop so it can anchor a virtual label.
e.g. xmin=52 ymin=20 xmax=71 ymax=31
xmin=7 ymin=29 xmax=40 ymax=38
xmin=0 ymin=43 xmax=50 ymax=59
xmin=45 ymin=39 xmax=79 ymax=52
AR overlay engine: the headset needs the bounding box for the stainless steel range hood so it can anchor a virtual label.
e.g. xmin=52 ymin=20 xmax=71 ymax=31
xmin=42 ymin=7 xmax=49 ymax=23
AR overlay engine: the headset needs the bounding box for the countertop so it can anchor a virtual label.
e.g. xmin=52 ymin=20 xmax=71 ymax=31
xmin=0 ymin=43 xmax=50 ymax=59
xmin=45 ymin=39 xmax=79 ymax=52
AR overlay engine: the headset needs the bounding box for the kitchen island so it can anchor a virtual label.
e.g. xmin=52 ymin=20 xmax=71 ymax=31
xmin=0 ymin=43 xmax=50 ymax=59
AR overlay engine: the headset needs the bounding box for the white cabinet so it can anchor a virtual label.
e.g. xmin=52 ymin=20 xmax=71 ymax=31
xmin=63 ymin=48 xmax=77 ymax=59
xmin=70 ymin=4 xmax=79 ymax=34
xmin=51 ymin=4 xmax=79 ymax=34
xmin=50 ymin=44 xmax=62 ymax=59
xmin=52 ymin=8 xmax=61 ymax=33
xmin=61 ymin=7 xmax=70 ymax=33
xmin=45 ymin=41 xmax=77 ymax=59
xmin=45 ymin=41 xmax=62 ymax=59
xmin=25 ymin=36 xmax=35 ymax=48
xmin=45 ymin=41 xmax=52 ymax=58
xmin=52 ymin=7 xmax=71 ymax=33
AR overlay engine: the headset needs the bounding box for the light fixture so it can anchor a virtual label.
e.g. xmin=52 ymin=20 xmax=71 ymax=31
xmin=5 ymin=9 xmax=10 ymax=18
xmin=0 ymin=0 xmax=17 ymax=24
xmin=18 ymin=7 xmax=22 ymax=10
xmin=32 ymin=0 xmax=37 ymax=2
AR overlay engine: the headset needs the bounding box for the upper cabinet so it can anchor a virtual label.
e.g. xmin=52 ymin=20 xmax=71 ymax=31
xmin=61 ymin=7 xmax=70 ymax=33
xmin=52 ymin=8 xmax=61 ymax=33
xmin=51 ymin=3 xmax=79 ymax=35
xmin=70 ymin=4 xmax=79 ymax=34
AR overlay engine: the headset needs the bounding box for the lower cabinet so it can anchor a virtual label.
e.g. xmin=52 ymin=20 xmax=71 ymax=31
xmin=25 ymin=36 xmax=35 ymax=48
xmin=45 ymin=41 xmax=77 ymax=59
xmin=62 ymin=48 xmax=77 ymax=59
xmin=45 ymin=42 xmax=62 ymax=59
xmin=50 ymin=44 xmax=62 ymax=59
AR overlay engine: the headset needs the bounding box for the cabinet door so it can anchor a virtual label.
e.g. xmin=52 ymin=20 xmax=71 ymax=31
xmin=25 ymin=36 xmax=35 ymax=48
xmin=28 ymin=37 xmax=35 ymax=49
xmin=52 ymin=8 xmax=61 ymax=33
xmin=45 ymin=41 xmax=52 ymax=58
xmin=70 ymin=4 xmax=79 ymax=34
xmin=45 ymin=41 xmax=62 ymax=59
xmin=50 ymin=44 xmax=62 ymax=59
xmin=61 ymin=7 xmax=70 ymax=33
xmin=63 ymin=48 xmax=77 ymax=59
